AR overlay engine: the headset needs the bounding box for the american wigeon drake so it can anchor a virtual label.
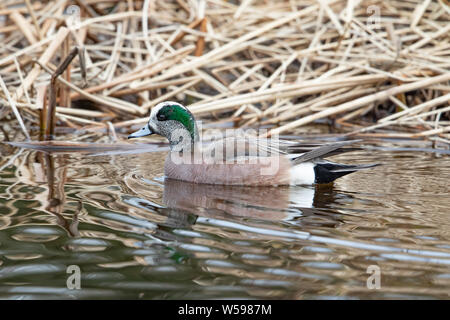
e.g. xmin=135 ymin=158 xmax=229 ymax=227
xmin=128 ymin=101 xmax=377 ymax=186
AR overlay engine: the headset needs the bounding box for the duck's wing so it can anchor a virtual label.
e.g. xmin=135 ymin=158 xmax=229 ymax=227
xmin=199 ymin=136 xmax=289 ymax=161
xmin=199 ymin=137 xmax=362 ymax=162
xmin=265 ymin=139 xmax=361 ymax=157
xmin=291 ymin=140 xmax=363 ymax=164
xmin=285 ymin=142 xmax=359 ymax=155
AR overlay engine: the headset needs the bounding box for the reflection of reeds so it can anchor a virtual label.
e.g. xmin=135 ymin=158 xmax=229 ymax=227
xmin=0 ymin=148 xmax=80 ymax=236
xmin=0 ymin=0 xmax=448 ymax=144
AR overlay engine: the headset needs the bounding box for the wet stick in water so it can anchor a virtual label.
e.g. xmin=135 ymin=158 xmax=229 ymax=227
xmin=44 ymin=46 xmax=86 ymax=141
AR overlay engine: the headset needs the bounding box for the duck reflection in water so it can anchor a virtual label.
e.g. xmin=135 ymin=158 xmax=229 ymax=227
xmin=161 ymin=178 xmax=342 ymax=222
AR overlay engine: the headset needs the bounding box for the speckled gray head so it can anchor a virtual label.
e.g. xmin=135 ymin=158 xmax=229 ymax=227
xmin=128 ymin=101 xmax=199 ymax=152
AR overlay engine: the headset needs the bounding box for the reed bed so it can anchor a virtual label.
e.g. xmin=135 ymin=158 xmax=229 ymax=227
xmin=0 ymin=0 xmax=449 ymax=145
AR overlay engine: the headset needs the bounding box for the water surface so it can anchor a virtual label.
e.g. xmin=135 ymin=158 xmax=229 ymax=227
xmin=0 ymin=139 xmax=449 ymax=299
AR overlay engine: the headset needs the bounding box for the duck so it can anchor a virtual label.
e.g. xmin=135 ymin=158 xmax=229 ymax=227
xmin=128 ymin=101 xmax=378 ymax=186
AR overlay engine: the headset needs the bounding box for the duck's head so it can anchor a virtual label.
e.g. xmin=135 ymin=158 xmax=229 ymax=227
xmin=128 ymin=101 xmax=199 ymax=151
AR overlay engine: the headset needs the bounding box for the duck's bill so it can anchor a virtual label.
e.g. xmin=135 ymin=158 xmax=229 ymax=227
xmin=128 ymin=125 xmax=153 ymax=139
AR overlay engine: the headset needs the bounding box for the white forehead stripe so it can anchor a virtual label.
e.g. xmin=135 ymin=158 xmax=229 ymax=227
xmin=150 ymin=101 xmax=186 ymax=117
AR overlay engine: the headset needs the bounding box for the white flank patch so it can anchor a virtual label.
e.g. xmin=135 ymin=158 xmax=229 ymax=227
xmin=290 ymin=162 xmax=315 ymax=185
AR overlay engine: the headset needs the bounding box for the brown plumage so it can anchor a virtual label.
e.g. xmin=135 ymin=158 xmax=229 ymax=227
xmin=164 ymin=153 xmax=292 ymax=186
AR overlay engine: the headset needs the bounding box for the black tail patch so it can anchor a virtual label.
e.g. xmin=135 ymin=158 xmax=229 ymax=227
xmin=314 ymin=162 xmax=379 ymax=184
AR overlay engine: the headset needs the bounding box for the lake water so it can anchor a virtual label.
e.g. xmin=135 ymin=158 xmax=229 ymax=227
xmin=0 ymin=138 xmax=449 ymax=299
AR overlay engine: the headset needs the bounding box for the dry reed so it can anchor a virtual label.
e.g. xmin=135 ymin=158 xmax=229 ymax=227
xmin=0 ymin=0 xmax=448 ymax=145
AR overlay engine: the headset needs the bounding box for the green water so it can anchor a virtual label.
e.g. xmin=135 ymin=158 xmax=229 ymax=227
xmin=0 ymin=140 xmax=449 ymax=299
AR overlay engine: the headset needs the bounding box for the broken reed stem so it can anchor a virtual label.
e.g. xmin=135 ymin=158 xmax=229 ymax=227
xmin=37 ymin=85 xmax=47 ymax=141
xmin=36 ymin=60 xmax=141 ymax=115
xmin=170 ymin=19 xmax=203 ymax=46
xmin=45 ymin=47 xmax=82 ymax=141
xmin=195 ymin=18 xmax=207 ymax=56
xmin=61 ymin=37 xmax=72 ymax=108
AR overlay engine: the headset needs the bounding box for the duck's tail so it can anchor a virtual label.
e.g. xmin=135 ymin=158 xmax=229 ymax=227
xmin=313 ymin=161 xmax=380 ymax=184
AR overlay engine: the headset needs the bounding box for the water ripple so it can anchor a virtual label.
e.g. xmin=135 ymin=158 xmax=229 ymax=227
xmin=0 ymin=147 xmax=449 ymax=299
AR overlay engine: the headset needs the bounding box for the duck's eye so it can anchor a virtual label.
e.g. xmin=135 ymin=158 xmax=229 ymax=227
xmin=157 ymin=106 xmax=175 ymax=121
